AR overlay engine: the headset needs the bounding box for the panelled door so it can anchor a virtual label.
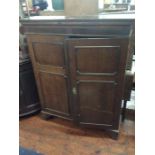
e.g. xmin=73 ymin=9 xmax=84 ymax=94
xmin=67 ymin=38 xmax=128 ymax=129
xmin=27 ymin=35 xmax=72 ymax=119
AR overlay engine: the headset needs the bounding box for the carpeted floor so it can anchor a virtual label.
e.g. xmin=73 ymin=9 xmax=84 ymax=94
xmin=20 ymin=115 xmax=134 ymax=155
xmin=19 ymin=146 xmax=43 ymax=155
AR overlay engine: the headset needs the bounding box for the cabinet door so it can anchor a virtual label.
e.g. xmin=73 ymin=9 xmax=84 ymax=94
xmin=27 ymin=35 xmax=72 ymax=119
xmin=67 ymin=38 xmax=129 ymax=129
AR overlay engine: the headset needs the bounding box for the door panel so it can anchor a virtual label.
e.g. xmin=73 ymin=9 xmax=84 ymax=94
xmin=75 ymin=46 xmax=120 ymax=74
xmin=79 ymin=110 xmax=113 ymax=126
xmin=67 ymin=38 xmax=128 ymax=127
xmin=39 ymin=72 xmax=70 ymax=115
xmin=27 ymin=35 xmax=71 ymax=118
xmin=77 ymin=82 xmax=116 ymax=125
xmin=78 ymin=82 xmax=116 ymax=113
xmin=32 ymin=42 xmax=65 ymax=67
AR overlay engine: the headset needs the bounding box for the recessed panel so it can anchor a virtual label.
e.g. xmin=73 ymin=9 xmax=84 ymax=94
xmin=33 ymin=43 xmax=65 ymax=67
xmin=76 ymin=46 xmax=120 ymax=73
xmin=39 ymin=72 xmax=69 ymax=114
xmin=78 ymin=82 xmax=116 ymax=124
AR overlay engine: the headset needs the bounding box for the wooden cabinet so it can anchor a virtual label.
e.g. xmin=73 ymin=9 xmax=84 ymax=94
xmin=19 ymin=60 xmax=40 ymax=117
xmin=21 ymin=15 xmax=134 ymax=139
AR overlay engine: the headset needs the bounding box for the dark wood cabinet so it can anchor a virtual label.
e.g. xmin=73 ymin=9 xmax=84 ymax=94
xmin=21 ymin=14 xmax=134 ymax=139
xmin=19 ymin=60 xmax=40 ymax=117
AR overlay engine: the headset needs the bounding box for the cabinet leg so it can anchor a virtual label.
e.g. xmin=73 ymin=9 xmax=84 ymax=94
xmin=106 ymin=129 xmax=119 ymax=140
xmin=40 ymin=112 xmax=54 ymax=120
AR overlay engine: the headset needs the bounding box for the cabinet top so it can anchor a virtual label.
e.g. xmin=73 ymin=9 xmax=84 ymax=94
xmin=20 ymin=13 xmax=134 ymax=24
xmin=20 ymin=14 xmax=134 ymax=38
